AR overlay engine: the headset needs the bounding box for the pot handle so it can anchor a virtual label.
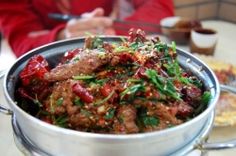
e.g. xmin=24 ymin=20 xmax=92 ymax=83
xmin=220 ymin=84 xmax=236 ymax=94
xmin=196 ymin=84 xmax=236 ymax=151
xmin=0 ymin=105 xmax=13 ymax=115
xmin=197 ymin=139 xmax=236 ymax=151
xmin=0 ymin=69 xmax=6 ymax=79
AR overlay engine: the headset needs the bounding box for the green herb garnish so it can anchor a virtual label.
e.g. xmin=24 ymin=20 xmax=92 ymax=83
xmin=49 ymin=95 xmax=55 ymax=113
xmin=55 ymin=115 xmax=68 ymax=128
xmin=194 ymin=91 xmax=211 ymax=115
xmin=104 ymin=108 xmax=115 ymax=120
xmin=74 ymin=97 xmax=84 ymax=107
xmin=142 ymin=116 xmax=159 ymax=126
xmin=73 ymin=75 xmax=95 ymax=80
xmin=145 ymin=69 xmax=181 ymax=100
xmin=94 ymin=91 xmax=115 ymax=106
xmin=172 ymin=41 xmax=176 ymax=52
xmin=56 ymin=97 xmax=64 ymax=106
xmin=81 ymin=109 xmax=92 ymax=117
xmin=120 ymin=84 xmax=145 ymax=100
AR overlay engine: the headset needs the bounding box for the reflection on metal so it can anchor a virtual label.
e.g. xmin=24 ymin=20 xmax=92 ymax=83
xmin=12 ymin=115 xmax=51 ymax=156
xmin=11 ymin=112 xmax=215 ymax=156
xmin=0 ymin=105 xmax=13 ymax=115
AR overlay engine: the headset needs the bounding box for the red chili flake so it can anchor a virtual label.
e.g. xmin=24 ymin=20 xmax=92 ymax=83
xmin=72 ymin=83 xmax=94 ymax=103
xmin=98 ymin=118 xmax=106 ymax=126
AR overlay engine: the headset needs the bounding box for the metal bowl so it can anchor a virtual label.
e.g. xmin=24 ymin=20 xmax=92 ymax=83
xmin=1 ymin=37 xmax=236 ymax=156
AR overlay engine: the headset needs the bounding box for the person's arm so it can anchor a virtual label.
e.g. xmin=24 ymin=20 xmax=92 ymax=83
xmin=0 ymin=1 xmax=114 ymax=57
xmin=114 ymin=0 xmax=174 ymax=35
xmin=0 ymin=0 xmax=66 ymax=57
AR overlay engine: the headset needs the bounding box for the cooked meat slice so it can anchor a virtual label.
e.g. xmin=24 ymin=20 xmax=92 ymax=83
xmin=44 ymin=50 xmax=111 ymax=81
xmin=114 ymin=105 xmax=139 ymax=133
xmin=69 ymin=113 xmax=92 ymax=128
xmin=43 ymin=80 xmax=76 ymax=115
xmin=154 ymin=104 xmax=182 ymax=125
xmin=142 ymin=103 xmax=182 ymax=132
xmin=176 ymin=101 xmax=193 ymax=118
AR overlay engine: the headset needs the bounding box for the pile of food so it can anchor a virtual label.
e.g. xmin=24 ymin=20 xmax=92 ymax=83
xmin=195 ymin=54 xmax=236 ymax=126
xmin=16 ymin=29 xmax=211 ymax=134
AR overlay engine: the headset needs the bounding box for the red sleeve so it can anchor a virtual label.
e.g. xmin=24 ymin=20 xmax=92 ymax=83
xmin=114 ymin=0 xmax=174 ymax=35
xmin=0 ymin=0 xmax=65 ymax=57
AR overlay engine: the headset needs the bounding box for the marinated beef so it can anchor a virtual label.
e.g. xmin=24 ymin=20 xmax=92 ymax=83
xmin=44 ymin=50 xmax=111 ymax=81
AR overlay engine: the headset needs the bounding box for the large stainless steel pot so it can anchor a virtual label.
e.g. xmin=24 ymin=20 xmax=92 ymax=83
xmin=11 ymin=111 xmax=214 ymax=156
xmin=1 ymin=37 xmax=236 ymax=156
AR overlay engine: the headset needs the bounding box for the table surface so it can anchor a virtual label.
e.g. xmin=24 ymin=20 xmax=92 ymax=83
xmin=0 ymin=20 xmax=236 ymax=156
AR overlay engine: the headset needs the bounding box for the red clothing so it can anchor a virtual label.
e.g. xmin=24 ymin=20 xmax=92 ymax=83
xmin=0 ymin=0 xmax=174 ymax=57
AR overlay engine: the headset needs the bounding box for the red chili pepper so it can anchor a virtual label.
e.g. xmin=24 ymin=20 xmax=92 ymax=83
xmin=61 ymin=48 xmax=81 ymax=63
xmin=18 ymin=87 xmax=35 ymax=101
xmin=128 ymin=28 xmax=147 ymax=43
xmin=100 ymin=83 xmax=112 ymax=97
xmin=134 ymin=67 xmax=147 ymax=79
xmin=72 ymin=83 xmax=94 ymax=103
xmin=20 ymin=55 xmax=49 ymax=86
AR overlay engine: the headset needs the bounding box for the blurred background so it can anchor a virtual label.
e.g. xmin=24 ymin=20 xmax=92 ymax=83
xmin=174 ymin=0 xmax=235 ymax=22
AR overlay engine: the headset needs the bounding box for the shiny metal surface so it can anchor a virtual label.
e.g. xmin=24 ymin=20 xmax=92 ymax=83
xmin=12 ymin=114 xmax=50 ymax=156
xmin=200 ymin=140 xmax=236 ymax=151
xmin=172 ymin=111 xmax=214 ymax=156
xmin=12 ymin=112 xmax=214 ymax=156
xmin=2 ymin=37 xmax=222 ymax=156
xmin=0 ymin=69 xmax=6 ymax=79
xmin=220 ymin=84 xmax=236 ymax=94
xmin=0 ymin=105 xmax=12 ymax=115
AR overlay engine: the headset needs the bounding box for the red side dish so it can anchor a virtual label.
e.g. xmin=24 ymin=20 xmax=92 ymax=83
xmin=16 ymin=29 xmax=211 ymax=134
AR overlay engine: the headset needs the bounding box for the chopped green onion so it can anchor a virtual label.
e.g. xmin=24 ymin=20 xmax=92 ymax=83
xmin=81 ymin=109 xmax=92 ymax=117
xmin=94 ymin=90 xmax=115 ymax=106
xmin=119 ymin=36 xmax=127 ymax=43
xmin=194 ymin=91 xmax=211 ymax=115
xmin=201 ymin=91 xmax=211 ymax=104
xmin=145 ymin=69 xmax=181 ymax=100
xmin=33 ymin=94 xmax=42 ymax=107
xmin=114 ymin=46 xmax=132 ymax=53
xmin=127 ymin=78 xmax=143 ymax=83
xmin=104 ymin=108 xmax=115 ymax=120
xmin=55 ymin=115 xmax=68 ymax=128
xmin=74 ymin=97 xmax=84 ymax=107
xmin=73 ymin=75 xmax=95 ymax=80
xmin=120 ymin=84 xmax=145 ymax=100
xmin=172 ymin=41 xmax=176 ymax=52
xmin=56 ymin=97 xmax=64 ymax=106
xmin=142 ymin=116 xmax=159 ymax=127
xmin=49 ymin=95 xmax=55 ymax=113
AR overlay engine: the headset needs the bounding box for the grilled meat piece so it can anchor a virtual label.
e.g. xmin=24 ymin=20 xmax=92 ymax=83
xmin=44 ymin=50 xmax=111 ymax=81
xmin=114 ymin=105 xmax=139 ymax=133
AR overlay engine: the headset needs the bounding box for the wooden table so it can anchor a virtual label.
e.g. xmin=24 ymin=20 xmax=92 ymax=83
xmin=0 ymin=20 xmax=236 ymax=156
